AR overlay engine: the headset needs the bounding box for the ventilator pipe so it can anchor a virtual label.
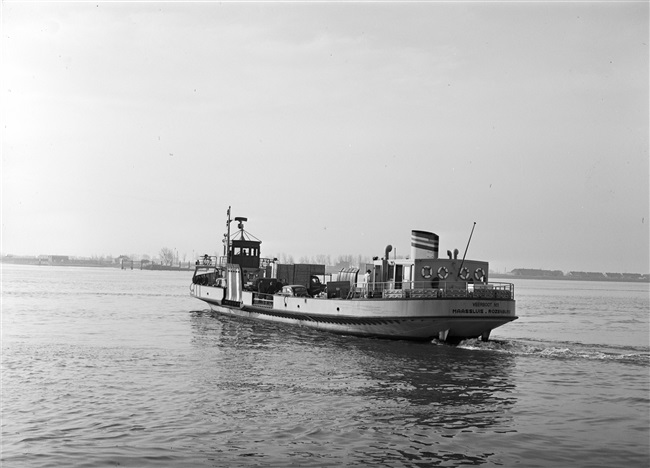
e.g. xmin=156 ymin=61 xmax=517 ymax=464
xmin=383 ymin=245 xmax=393 ymax=282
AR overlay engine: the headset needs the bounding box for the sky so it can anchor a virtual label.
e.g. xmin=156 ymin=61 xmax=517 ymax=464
xmin=1 ymin=1 xmax=648 ymax=274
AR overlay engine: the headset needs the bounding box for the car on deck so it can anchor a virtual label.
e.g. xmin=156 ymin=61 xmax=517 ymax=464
xmin=279 ymin=285 xmax=309 ymax=297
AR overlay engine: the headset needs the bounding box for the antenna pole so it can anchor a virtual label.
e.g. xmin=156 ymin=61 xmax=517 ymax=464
xmin=226 ymin=206 xmax=232 ymax=264
xmin=458 ymin=222 xmax=476 ymax=279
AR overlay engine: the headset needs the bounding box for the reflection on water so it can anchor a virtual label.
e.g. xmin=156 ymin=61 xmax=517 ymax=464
xmin=188 ymin=310 xmax=518 ymax=466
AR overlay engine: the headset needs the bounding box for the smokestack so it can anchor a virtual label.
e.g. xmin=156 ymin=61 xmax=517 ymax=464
xmin=410 ymin=230 xmax=439 ymax=260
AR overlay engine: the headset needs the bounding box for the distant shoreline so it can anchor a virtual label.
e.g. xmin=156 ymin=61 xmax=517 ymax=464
xmin=3 ymin=258 xmax=648 ymax=282
xmin=490 ymin=273 xmax=649 ymax=283
xmin=0 ymin=258 xmax=192 ymax=271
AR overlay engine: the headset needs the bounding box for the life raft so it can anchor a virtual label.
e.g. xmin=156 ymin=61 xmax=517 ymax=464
xmin=459 ymin=267 xmax=470 ymax=281
xmin=474 ymin=268 xmax=485 ymax=281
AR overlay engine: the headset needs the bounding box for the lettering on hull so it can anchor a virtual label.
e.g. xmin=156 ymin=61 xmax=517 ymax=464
xmin=452 ymin=302 xmax=511 ymax=315
xmin=452 ymin=309 xmax=509 ymax=314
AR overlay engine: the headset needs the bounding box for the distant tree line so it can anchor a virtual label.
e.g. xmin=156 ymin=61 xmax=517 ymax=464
xmin=511 ymin=269 xmax=564 ymax=277
xmin=159 ymin=247 xmax=176 ymax=266
xmin=511 ymin=268 xmax=648 ymax=281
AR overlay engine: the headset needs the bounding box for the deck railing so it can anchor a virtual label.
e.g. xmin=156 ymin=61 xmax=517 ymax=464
xmin=252 ymin=292 xmax=274 ymax=308
xmin=350 ymin=281 xmax=514 ymax=300
xmin=194 ymin=256 xmax=275 ymax=269
xmin=249 ymin=281 xmax=514 ymax=302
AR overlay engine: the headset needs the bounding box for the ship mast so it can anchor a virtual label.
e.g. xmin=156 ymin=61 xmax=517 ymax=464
xmin=457 ymin=221 xmax=476 ymax=279
xmin=225 ymin=206 xmax=232 ymax=264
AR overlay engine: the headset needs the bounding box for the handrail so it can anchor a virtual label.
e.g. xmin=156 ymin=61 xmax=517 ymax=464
xmin=355 ymin=280 xmax=514 ymax=290
xmin=194 ymin=255 xmax=220 ymax=267
xmin=350 ymin=280 xmax=515 ymax=300
xmin=195 ymin=256 xmax=275 ymax=268
xmin=251 ymin=292 xmax=274 ymax=308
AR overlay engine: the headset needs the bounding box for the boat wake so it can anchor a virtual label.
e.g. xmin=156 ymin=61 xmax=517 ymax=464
xmin=456 ymin=338 xmax=650 ymax=366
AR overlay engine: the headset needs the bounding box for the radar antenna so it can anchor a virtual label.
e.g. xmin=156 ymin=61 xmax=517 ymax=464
xmin=235 ymin=217 xmax=248 ymax=231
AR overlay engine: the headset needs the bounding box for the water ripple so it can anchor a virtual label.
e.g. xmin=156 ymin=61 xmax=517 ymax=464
xmin=2 ymin=266 xmax=649 ymax=467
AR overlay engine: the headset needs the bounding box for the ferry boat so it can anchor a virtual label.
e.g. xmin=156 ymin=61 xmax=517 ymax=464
xmin=190 ymin=208 xmax=517 ymax=343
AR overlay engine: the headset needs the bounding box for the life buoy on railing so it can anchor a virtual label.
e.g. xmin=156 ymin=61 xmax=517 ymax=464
xmin=459 ymin=267 xmax=470 ymax=281
xmin=437 ymin=266 xmax=449 ymax=280
xmin=421 ymin=265 xmax=433 ymax=279
xmin=474 ymin=268 xmax=485 ymax=282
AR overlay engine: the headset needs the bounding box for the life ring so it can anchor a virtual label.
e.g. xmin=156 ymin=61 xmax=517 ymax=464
xmin=474 ymin=268 xmax=485 ymax=282
xmin=437 ymin=266 xmax=449 ymax=280
xmin=421 ymin=265 xmax=433 ymax=279
xmin=459 ymin=267 xmax=470 ymax=281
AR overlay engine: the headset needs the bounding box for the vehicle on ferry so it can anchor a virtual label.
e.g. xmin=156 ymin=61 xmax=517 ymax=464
xmin=190 ymin=208 xmax=517 ymax=343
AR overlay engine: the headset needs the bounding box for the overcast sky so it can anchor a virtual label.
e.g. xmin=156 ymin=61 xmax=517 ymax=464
xmin=2 ymin=1 xmax=648 ymax=273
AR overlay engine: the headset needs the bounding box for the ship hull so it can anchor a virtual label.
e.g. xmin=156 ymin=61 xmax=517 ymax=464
xmin=191 ymin=284 xmax=517 ymax=342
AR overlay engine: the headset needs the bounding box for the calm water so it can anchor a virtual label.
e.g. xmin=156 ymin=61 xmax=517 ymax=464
xmin=2 ymin=265 xmax=649 ymax=467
